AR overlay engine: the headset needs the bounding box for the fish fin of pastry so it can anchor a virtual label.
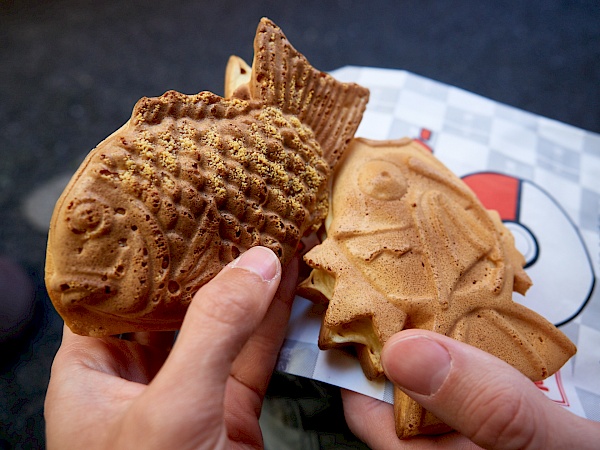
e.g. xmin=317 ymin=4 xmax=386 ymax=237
xmin=224 ymin=55 xmax=252 ymax=99
xmin=448 ymin=305 xmax=576 ymax=381
xmin=488 ymin=210 xmax=533 ymax=295
xmin=512 ymin=265 xmax=533 ymax=296
xmin=393 ymin=388 xmax=451 ymax=439
xmin=250 ymin=17 xmax=370 ymax=168
xmin=393 ymin=303 xmax=576 ymax=438
xmin=302 ymin=238 xmax=408 ymax=379
xmin=297 ymin=237 xmax=342 ymax=303
xmin=354 ymin=298 xmax=407 ymax=380
xmin=296 ymin=267 xmax=335 ymax=305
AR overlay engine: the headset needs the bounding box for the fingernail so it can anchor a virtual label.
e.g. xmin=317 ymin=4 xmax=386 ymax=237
xmin=229 ymin=247 xmax=280 ymax=282
xmin=383 ymin=335 xmax=451 ymax=396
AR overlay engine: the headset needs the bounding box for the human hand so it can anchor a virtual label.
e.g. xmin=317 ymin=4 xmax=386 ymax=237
xmin=343 ymin=329 xmax=600 ymax=450
xmin=45 ymin=246 xmax=298 ymax=450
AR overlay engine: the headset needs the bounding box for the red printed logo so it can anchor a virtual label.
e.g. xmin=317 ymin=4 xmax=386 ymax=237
xmin=462 ymin=172 xmax=595 ymax=326
xmin=534 ymin=370 xmax=570 ymax=406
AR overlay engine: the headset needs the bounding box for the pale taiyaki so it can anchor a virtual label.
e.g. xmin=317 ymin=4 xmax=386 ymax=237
xmin=298 ymin=138 xmax=576 ymax=438
xmin=224 ymin=55 xmax=251 ymax=99
xmin=45 ymin=18 xmax=369 ymax=337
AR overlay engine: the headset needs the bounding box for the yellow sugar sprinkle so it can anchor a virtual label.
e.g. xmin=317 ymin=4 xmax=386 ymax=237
xmin=179 ymin=122 xmax=197 ymax=137
xmin=288 ymin=179 xmax=306 ymax=196
xmin=228 ymin=138 xmax=246 ymax=156
xmin=140 ymin=148 xmax=153 ymax=160
xmin=141 ymin=162 xmax=154 ymax=179
xmin=119 ymin=170 xmax=134 ymax=184
xmin=257 ymin=107 xmax=284 ymax=140
xmin=138 ymin=141 xmax=154 ymax=158
xmin=273 ymin=112 xmax=289 ymax=129
xmin=202 ymin=126 xmax=222 ymax=148
xmin=162 ymin=176 xmax=175 ymax=190
xmin=233 ymin=166 xmax=248 ymax=190
xmin=264 ymin=122 xmax=281 ymax=141
xmin=289 ymin=197 xmax=303 ymax=214
xmin=124 ymin=157 xmax=135 ymax=169
xmin=159 ymin=151 xmax=177 ymax=172
xmin=204 ymin=149 xmax=227 ymax=175
xmin=208 ymin=176 xmax=227 ymax=199
xmin=249 ymin=123 xmax=268 ymax=152
xmin=268 ymin=78 xmax=276 ymax=97
xmin=288 ymin=116 xmax=303 ymax=131
xmin=302 ymin=164 xmax=324 ymax=190
xmin=180 ymin=136 xmax=196 ymax=153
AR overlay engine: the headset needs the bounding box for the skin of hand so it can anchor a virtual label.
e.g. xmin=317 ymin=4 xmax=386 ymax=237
xmin=343 ymin=329 xmax=600 ymax=450
xmin=45 ymin=246 xmax=298 ymax=450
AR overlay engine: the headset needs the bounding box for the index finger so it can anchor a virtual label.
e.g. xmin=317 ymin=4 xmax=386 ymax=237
xmin=341 ymin=389 xmax=478 ymax=450
xmin=147 ymin=246 xmax=282 ymax=404
xmin=229 ymin=255 xmax=299 ymax=398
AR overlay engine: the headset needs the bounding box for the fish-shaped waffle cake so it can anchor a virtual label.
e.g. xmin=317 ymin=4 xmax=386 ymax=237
xmin=224 ymin=55 xmax=251 ymax=99
xmin=45 ymin=18 xmax=369 ymax=337
xmin=298 ymin=138 xmax=577 ymax=438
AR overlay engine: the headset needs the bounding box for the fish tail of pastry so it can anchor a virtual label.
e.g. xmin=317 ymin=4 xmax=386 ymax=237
xmin=393 ymin=389 xmax=451 ymax=438
xmin=250 ymin=18 xmax=370 ymax=168
xmin=447 ymin=305 xmax=576 ymax=381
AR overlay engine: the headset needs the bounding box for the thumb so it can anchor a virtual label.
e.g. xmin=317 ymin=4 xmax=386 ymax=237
xmin=382 ymin=329 xmax=599 ymax=450
xmin=149 ymin=246 xmax=282 ymax=405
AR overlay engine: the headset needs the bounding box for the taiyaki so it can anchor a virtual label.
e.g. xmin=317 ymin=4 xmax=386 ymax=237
xmin=298 ymin=138 xmax=577 ymax=438
xmin=45 ymin=18 xmax=369 ymax=337
xmin=224 ymin=55 xmax=251 ymax=99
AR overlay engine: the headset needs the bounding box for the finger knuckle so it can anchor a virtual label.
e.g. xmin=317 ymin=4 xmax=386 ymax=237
xmin=466 ymin=386 xmax=537 ymax=449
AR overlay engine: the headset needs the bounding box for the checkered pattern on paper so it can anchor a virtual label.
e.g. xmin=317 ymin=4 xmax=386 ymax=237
xmin=277 ymin=66 xmax=600 ymax=421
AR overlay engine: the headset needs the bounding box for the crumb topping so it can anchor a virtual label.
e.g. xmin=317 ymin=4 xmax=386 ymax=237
xmin=97 ymin=90 xmax=329 ymax=268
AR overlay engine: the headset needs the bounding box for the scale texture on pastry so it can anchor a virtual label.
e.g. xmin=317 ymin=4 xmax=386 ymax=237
xmin=298 ymin=138 xmax=577 ymax=438
xmin=45 ymin=18 xmax=369 ymax=337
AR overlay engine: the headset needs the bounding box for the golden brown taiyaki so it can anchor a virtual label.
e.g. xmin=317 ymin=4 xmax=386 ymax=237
xmin=298 ymin=138 xmax=577 ymax=438
xmin=45 ymin=18 xmax=369 ymax=337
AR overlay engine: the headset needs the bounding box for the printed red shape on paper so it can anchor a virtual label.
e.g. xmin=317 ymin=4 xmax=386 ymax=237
xmin=463 ymin=172 xmax=520 ymax=222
